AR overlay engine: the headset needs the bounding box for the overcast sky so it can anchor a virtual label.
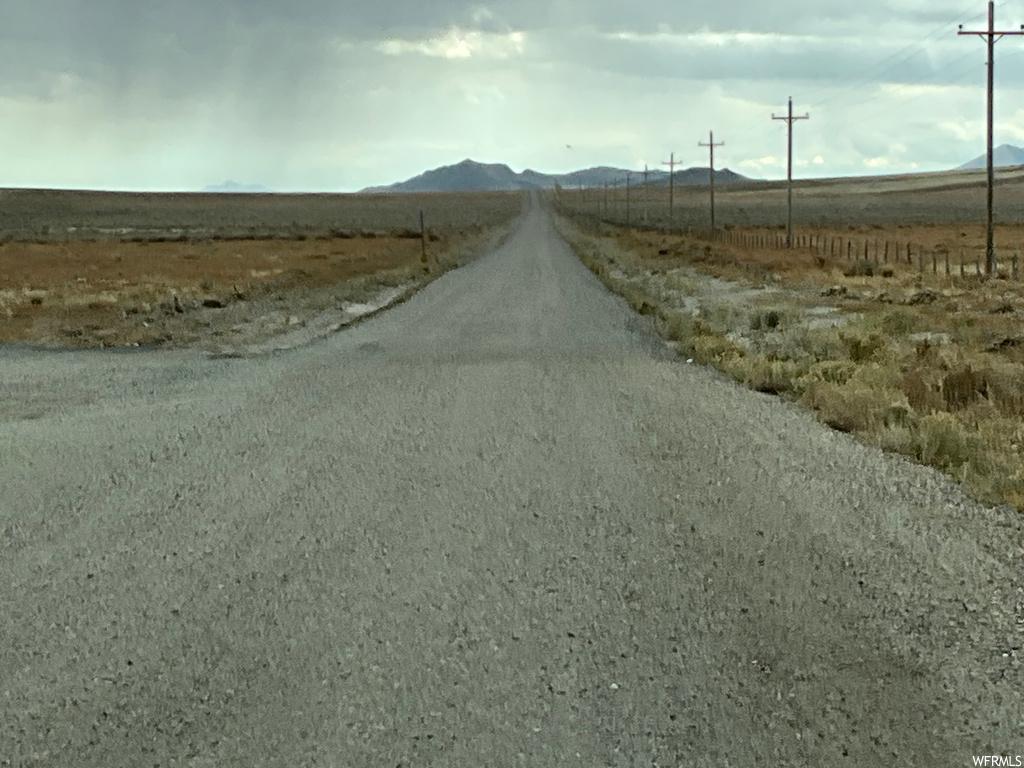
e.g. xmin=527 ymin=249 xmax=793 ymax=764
xmin=4 ymin=0 xmax=1024 ymax=191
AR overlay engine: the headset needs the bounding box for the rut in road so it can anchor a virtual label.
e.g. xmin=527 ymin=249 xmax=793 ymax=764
xmin=2 ymin=194 xmax=1021 ymax=766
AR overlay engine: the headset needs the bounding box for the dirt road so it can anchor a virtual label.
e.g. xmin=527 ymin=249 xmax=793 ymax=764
xmin=2 ymin=195 xmax=1021 ymax=766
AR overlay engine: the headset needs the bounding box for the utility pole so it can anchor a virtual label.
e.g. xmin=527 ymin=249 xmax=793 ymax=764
xmin=959 ymin=1 xmax=1024 ymax=276
xmin=662 ymin=152 xmax=681 ymax=225
xmin=772 ymin=97 xmax=809 ymax=248
xmin=699 ymin=130 xmax=725 ymax=232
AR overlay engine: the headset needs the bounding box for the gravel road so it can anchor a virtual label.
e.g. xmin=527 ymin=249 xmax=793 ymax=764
xmin=2 ymin=195 xmax=1022 ymax=767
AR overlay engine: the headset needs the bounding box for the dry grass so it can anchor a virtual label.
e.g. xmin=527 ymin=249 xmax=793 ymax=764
xmin=0 ymin=235 xmax=437 ymax=344
xmin=0 ymin=189 xmax=523 ymax=347
xmin=561 ymin=212 xmax=1024 ymax=513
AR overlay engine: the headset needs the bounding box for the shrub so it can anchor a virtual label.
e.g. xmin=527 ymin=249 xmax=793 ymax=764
xmin=840 ymin=329 xmax=888 ymax=362
xmin=878 ymin=307 xmax=923 ymax=336
xmin=741 ymin=357 xmax=805 ymax=395
xmin=800 ymin=380 xmax=894 ymax=434
xmin=941 ymin=365 xmax=987 ymax=410
xmin=800 ymin=359 xmax=858 ymax=386
xmin=691 ymin=334 xmax=746 ymax=366
xmin=749 ymin=309 xmax=783 ymax=331
xmin=915 ymin=412 xmax=978 ymax=472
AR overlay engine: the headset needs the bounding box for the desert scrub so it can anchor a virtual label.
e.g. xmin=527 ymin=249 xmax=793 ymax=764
xmin=756 ymin=325 xmax=847 ymax=364
xmin=732 ymin=356 xmax=807 ymax=395
xmin=800 ymin=379 xmax=905 ymax=434
xmin=749 ymin=308 xmax=784 ymax=331
xmin=689 ymin=333 xmax=746 ymax=367
xmin=700 ymin=302 xmax=750 ymax=333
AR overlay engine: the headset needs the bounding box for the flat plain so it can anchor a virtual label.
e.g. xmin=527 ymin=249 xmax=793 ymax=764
xmin=0 ymin=189 xmax=522 ymax=348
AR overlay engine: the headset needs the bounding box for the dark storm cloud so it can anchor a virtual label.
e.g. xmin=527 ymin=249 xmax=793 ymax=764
xmin=1 ymin=0 xmax=1019 ymax=188
xmin=0 ymin=0 xmax=1007 ymax=102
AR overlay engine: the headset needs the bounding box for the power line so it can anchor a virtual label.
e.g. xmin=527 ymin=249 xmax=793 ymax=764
xmin=800 ymin=3 xmax=995 ymax=109
xmin=958 ymin=0 xmax=1024 ymax=275
xmin=698 ymin=131 xmax=725 ymax=231
xmin=772 ymin=98 xmax=810 ymax=247
xmin=662 ymin=152 xmax=681 ymax=224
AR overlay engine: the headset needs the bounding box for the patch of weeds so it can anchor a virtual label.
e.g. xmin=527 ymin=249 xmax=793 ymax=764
xmin=941 ymin=365 xmax=988 ymax=411
xmin=877 ymin=307 xmax=924 ymax=337
xmin=800 ymin=379 xmax=898 ymax=434
xmin=749 ymin=308 xmax=783 ymax=331
xmin=914 ymin=412 xmax=981 ymax=473
xmin=690 ymin=333 xmax=746 ymax=366
xmin=799 ymin=359 xmax=859 ymax=387
xmin=840 ymin=328 xmax=888 ymax=363
xmin=736 ymin=356 xmax=806 ymax=395
xmin=701 ymin=302 xmax=749 ymax=333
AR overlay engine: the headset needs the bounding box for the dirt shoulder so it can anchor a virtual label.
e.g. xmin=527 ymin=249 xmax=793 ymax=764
xmin=556 ymin=213 xmax=1024 ymax=516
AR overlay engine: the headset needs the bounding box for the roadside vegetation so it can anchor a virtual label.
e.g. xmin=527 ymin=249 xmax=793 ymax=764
xmin=558 ymin=214 xmax=1024 ymax=513
xmin=0 ymin=191 xmax=523 ymax=349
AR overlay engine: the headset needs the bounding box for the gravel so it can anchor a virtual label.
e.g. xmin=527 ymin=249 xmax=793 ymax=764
xmin=1 ymin=193 xmax=1022 ymax=766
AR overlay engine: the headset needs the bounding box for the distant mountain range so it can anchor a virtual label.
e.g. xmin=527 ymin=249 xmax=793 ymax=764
xmin=203 ymin=180 xmax=271 ymax=193
xmin=958 ymin=144 xmax=1024 ymax=170
xmin=361 ymin=159 xmax=750 ymax=193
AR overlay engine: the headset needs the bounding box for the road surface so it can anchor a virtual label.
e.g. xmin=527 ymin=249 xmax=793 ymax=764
xmin=2 ymin=195 xmax=1022 ymax=766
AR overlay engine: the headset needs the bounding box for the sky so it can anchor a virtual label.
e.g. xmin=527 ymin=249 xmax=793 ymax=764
xmin=4 ymin=0 xmax=1024 ymax=191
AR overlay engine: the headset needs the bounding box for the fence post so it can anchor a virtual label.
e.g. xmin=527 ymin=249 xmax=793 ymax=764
xmin=883 ymin=241 xmax=889 ymax=263
xmin=932 ymin=251 xmax=937 ymax=274
xmin=960 ymin=248 xmax=965 ymax=277
xmin=918 ymin=247 xmax=924 ymax=273
xmin=945 ymin=250 xmax=950 ymax=276
xmin=976 ymin=256 xmax=981 ymax=276
xmin=1014 ymin=252 xmax=1020 ymax=280
xmin=420 ymin=210 xmax=427 ymax=266
xmin=907 ymin=243 xmax=912 ymax=264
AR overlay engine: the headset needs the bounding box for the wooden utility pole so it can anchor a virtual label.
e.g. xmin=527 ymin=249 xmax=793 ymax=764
xmin=699 ymin=130 xmax=725 ymax=232
xmin=662 ymin=152 xmax=681 ymax=224
xmin=772 ymin=97 xmax=810 ymax=247
xmin=959 ymin=1 xmax=1024 ymax=276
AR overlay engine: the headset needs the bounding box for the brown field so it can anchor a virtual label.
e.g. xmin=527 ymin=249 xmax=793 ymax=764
xmin=557 ymin=164 xmax=1024 ymax=228
xmin=555 ymin=170 xmax=1024 ymax=513
xmin=0 ymin=188 xmax=522 ymax=240
xmin=0 ymin=189 xmax=523 ymax=348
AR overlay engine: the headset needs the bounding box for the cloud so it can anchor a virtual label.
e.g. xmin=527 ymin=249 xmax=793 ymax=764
xmin=376 ymin=28 xmax=525 ymax=59
xmin=0 ymin=0 xmax=1018 ymax=189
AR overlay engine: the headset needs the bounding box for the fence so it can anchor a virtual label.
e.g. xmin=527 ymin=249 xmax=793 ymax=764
xmin=687 ymin=228 xmax=1020 ymax=280
xmin=552 ymin=194 xmax=1022 ymax=281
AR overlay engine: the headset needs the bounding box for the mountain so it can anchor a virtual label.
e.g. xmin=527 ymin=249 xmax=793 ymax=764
xmin=361 ymin=159 xmax=750 ymax=193
xmin=362 ymin=160 xmax=532 ymax=193
xmin=957 ymin=144 xmax=1024 ymax=170
xmin=203 ymin=180 xmax=271 ymax=193
xmin=650 ymin=167 xmax=750 ymax=186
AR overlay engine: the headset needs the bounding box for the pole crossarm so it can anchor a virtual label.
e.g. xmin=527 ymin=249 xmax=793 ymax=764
xmin=772 ymin=97 xmax=809 ymax=247
xmin=957 ymin=1 xmax=1024 ymax=276
xmin=699 ymin=131 xmax=725 ymax=231
xmin=662 ymin=152 xmax=680 ymax=224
